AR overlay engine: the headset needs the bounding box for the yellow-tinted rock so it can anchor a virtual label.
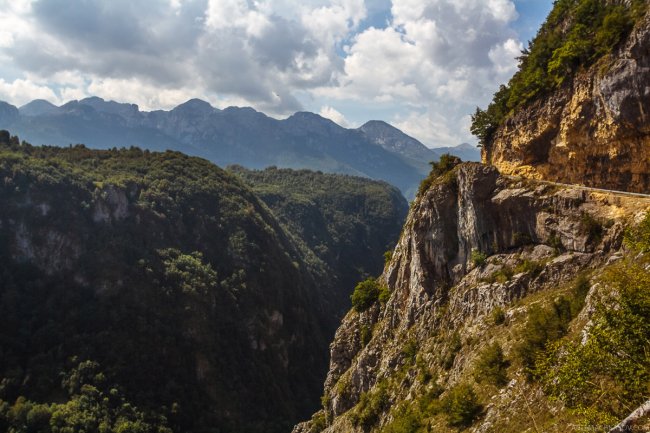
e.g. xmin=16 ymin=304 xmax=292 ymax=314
xmin=484 ymin=13 xmax=650 ymax=193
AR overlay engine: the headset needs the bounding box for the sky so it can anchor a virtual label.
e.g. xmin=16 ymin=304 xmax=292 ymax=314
xmin=0 ymin=0 xmax=553 ymax=148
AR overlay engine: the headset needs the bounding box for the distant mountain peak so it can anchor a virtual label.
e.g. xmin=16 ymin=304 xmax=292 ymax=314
xmin=19 ymin=99 xmax=59 ymax=117
xmin=359 ymin=120 xmax=397 ymax=131
xmin=358 ymin=120 xmax=421 ymax=143
xmin=80 ymin=96 xmax=105 ymax=103
xmin=173 ymin=98 xmax=215 ymax=116
xmin=223 ymin=106 xmax=258 ymax=114
xmin=282 ymin=111 xmax=344 ymax=136
xmin=79 ymin=97 xmax=140 ymax=119
xmin=434 ymin=142 xmax=481 ymax=162
xmin=359 ymin=120 xmax=436 ymax=156
xmin=59 ymin=100 xmax=96 ymax=116
xmin=287 ymin=111 xmax=333 ymax=123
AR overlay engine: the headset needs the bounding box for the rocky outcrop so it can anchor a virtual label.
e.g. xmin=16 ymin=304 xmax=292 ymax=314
xmin=294 ymin=163 xmax=650 ymax=433
xmin=484 ymin=11 xmax=650 ymax=193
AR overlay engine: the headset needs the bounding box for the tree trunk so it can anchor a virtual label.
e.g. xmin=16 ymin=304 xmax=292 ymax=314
xmin=608 ymin=399 xmax=650 ymax=433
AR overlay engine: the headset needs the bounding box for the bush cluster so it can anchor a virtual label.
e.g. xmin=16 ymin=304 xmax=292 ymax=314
xmin=516 ymin=274 xmax=590 ymax=380
xmin=473 ymin=343 xmax=510 ymax=387
xmin=470 ymin=249 xmax=488 ymax=267
xmin=350 ymin=278 xmax=380 ymax=312
xmin=417 ymin=154 xmax=461 ymax=197
xmin=442 ymin=384 xmax=483 ymax=428
xmin=382 ymin=382 xmax=481 ymax=432
xmin=350 ymin=382 xmax=389 ymax=429
xmin=624 ymin=212 xmax=650 ymax=252
xmin=351 ymin=278 xmax=391 ymax=312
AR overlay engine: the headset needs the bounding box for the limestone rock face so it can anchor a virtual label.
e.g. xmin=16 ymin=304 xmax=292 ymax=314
xmin=484 ymin=12 xmax=650 ymax=193
xmin=294 ymin=163 xmax=650 ymax=433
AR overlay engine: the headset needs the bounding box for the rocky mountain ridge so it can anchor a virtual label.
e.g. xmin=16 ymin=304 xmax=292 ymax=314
xmin=295 ymin=162 xmax=650 ymax=432
xmin=0 ymin=97 xmax=450 ymax=198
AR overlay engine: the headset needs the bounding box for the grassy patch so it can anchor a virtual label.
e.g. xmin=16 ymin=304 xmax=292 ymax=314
xmin=470 ymin=249 xmax=488 ymax=267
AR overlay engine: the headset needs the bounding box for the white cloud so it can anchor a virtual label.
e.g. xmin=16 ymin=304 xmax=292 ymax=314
xmin=205 ymin=0 xmax=271 ymax=37
xmin=393 ymin=110 xmax=470 ymax=148
xmin=318 ymin=105 xmax=349 ymax=126
xmin=0 ymin=78 xmax=58 ymax=106
xmin=0 ymin=0 xmax=530 ymax=145
xmin=317 ymin=0 xmax=522 ymax=143
xmin=489 ymin=38 xmax=523 ymax=79
xmin=331 ymin=26 xmax=426 ymax=102
xmin=301 ymin=0 xmax=366 ymax=44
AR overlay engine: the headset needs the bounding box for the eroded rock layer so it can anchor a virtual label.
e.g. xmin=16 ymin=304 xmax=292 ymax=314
xmin=484 ymin=12 xmax=650 ymax=193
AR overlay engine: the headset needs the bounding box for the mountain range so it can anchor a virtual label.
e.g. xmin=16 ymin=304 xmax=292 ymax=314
xmin=0 ymin=97 xmax=479 ymax=198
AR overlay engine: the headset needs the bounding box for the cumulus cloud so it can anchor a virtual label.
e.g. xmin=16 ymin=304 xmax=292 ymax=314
xmin=0 ymin=0 xmax=528 ymax=145
xmin=0 ymin=78 xmax=58 ymax=106
xmin=393 ymin=110 xmax=468 ymax=149
xmin=489 ymin=38 xmax=524 ymax=80
xmin=0 ymin=0 xmax=367 ymax=114
xmin=316 ymin=0 xmax=523 ymax=146
xmin=318 ymin=105 xmax=350 ymax=126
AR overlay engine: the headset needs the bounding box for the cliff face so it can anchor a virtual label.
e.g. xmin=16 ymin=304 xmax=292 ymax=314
xmin=484 ymin=11 xmax=650 ymax=193
xmin=295 ymin=163 xmax=650 ymax=433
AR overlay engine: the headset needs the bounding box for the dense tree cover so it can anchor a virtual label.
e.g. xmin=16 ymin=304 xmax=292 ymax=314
xmin=0 ymin=133 xmax=343 ymax=432
xmin=0 ymin=361 xmax=172 ymax=433
xmin=229 ymin=166 xmax=407 ymax=316
xmin=471 ymin=0 xmax=648 ymax=146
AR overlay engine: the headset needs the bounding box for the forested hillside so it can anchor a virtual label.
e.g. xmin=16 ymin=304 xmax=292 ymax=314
xmin=0 ymin=132 xmax=406 ymax=433
xmin=230 ymin=166 xmax=408 ymax=316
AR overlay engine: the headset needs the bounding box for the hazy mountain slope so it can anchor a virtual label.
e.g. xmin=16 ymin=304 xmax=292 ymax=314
xmin=19 ymin=99 xmax=59 ymax=116
xmin=0 ymin=97 xmax=434 ymax=198
xmin=357 ymin=121 xmax=439 ymax=176
xmin=435 ymin=142 xmax=481 ymax=162
xmin=230 ymin=166 xmax=409 ymax=317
